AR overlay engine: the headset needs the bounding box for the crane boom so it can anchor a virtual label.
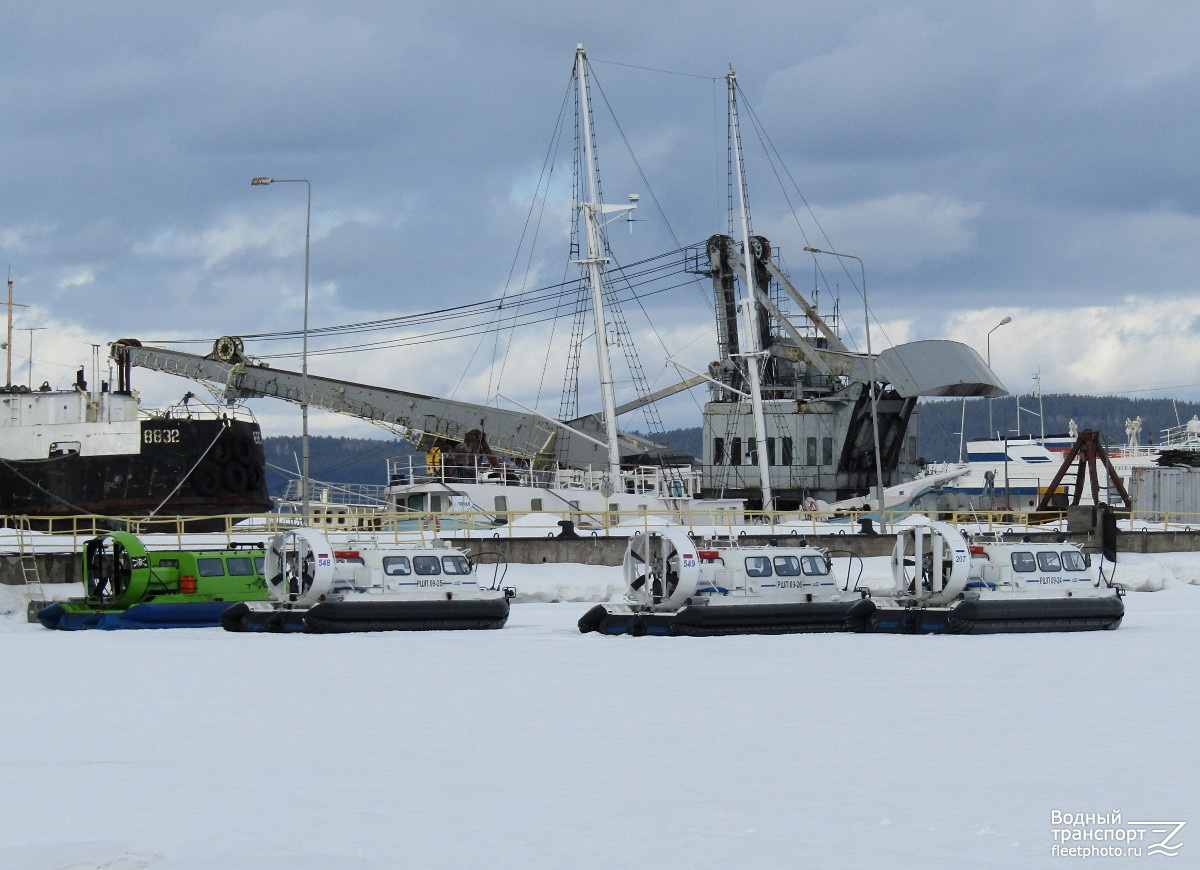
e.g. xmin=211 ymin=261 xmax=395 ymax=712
xmin=112 ymin=339 xmax=676 ymax=469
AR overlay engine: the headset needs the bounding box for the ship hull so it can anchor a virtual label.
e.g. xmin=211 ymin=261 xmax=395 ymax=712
xmin=0 ymin=417 xmax=271 ymax=529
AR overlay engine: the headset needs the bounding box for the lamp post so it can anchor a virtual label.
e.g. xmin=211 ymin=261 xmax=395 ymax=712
xmin=804 ymin=246 xmax=885 ymax=530
xmin=986 ymin=316 xmax=1011 ymax=438
xmin=252 ymin=176 xmax=311 ymax=518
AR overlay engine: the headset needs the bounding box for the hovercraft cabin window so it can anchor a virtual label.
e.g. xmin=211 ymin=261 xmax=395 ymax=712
xmin=1036 ymin=551 xmax=1062 ymax=572
xmin=413 ymin=556 xmax=441 ymax=576
xmin=801 ymin=554 xmax=830 ymax=576
xmin=383 ymin=556 xmax=412 ymax=576
xmin=197 ymin=558 xmax=225 ymax=577
xmin=441 ymin=555 xmax=471 ymax=575
xmin=226 ymin=557 xmax=255 ymax=576
xmin=744 ymin=556 xmax=772 ymax=577
xmin=772 ymin=555 xmax=801 ymax=576
xmin=1010 ymin=552 xmax=1036 ymax=572
xmin=1062 ymin=551 xmax=1087 ymax=571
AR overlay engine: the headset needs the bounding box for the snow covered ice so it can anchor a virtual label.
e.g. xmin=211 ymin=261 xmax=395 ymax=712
xmin=1 ymin=555 xmax=1197 ymax=869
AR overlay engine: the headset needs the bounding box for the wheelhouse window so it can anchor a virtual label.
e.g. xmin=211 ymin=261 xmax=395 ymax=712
xmin=714 ymin=437 xmax=725 ymax=465
xmin=806 ymin=437 xmax=817 ymax=465
xmin=822 ymin=437 xmax=834 ymax=465
xmin=781 ymin=437 xmax=793 ymax=466
xmin=766 ymin=437 xmax=776 ymax=466
xmin=441 ymin=555 xmax=471 ymax=575
xmin=731 ymin=437 xmax=742 ymax=466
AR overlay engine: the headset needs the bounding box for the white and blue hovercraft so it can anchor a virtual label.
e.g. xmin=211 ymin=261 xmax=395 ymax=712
xmin=220 ymin=527 xmax=513 ymax=633
xmin=578 ymin=526 xmax=865 ymax=636
xmin=846 ymin=522 xmax=1124 ymax=634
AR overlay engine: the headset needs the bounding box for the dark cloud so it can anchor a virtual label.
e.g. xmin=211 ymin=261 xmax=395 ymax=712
xmin=2 ymin=1 xmax=1198 ymax=425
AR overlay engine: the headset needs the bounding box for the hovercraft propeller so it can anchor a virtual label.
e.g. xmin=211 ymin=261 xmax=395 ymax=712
xmin=623 ymin=528 xmax=700 ymax=610
xmin=265 ymin=528 xmax=335 ymax=606
xmin=83 ymin=532 xmax=152 ymax=608
xmin=889 ymin=522 xmax=969 ymax=604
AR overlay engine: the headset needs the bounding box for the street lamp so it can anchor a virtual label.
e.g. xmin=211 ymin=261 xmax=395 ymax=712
xmin=986 ymin=316 xmax=1012 ymax=437
xmin=252 ymin=176 xmax=312 ymax=518
xmin=804 ymin=246 xmax=885 ymax=530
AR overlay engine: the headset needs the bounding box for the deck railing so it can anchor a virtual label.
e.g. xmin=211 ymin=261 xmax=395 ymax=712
xmin=4 ymin=505 xmax=1200 ymax=554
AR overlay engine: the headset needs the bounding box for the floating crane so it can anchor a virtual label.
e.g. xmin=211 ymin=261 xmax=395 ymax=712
xmin=111 ymin=337 xmax=696 ymax=473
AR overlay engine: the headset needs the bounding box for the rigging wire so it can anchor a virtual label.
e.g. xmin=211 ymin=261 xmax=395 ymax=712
xmin=588 ymin=57 xmax=718 ymax=81
xmin=142 ymin=248 xmax=700 ymax=354
xmin=465 ymin=71 xmax=575 ymax=401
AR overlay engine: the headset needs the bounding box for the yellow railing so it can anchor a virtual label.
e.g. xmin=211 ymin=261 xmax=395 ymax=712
xmin=4 ymin=506 xmax=1200 ymax=554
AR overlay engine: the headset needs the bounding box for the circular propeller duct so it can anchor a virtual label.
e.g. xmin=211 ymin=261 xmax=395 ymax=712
xmin=83 ymin=531 xmax=151 ymax=609
xmin=890 ymin=522 xmax=969 ymax=604
xmin=623 ymin=528 xmax=700 ymax=610
xmin=266 ymin=528 xmax=335 ymax=606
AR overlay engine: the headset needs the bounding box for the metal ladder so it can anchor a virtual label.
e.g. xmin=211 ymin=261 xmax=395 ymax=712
xmin=16 ymin=517 xmax=46 ymax=622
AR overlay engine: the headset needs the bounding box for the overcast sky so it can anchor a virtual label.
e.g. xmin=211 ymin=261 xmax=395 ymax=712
xmin=3 ymin=1 xmax=1199 ymax=441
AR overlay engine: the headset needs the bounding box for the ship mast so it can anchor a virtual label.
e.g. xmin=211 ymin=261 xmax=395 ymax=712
xmin=574 ymin=44 xmax=636 ymax=492
xmin=727 ymin=66 xmax=774 ymax=511
xmin=5 ymin=272 xmax=28 ymax=388
xmin=5 ymin=273 xmax=13 ymax=387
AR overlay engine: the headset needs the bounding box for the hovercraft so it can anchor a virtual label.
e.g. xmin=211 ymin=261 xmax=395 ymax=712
xmin=846 ymin=522 xmax=1124 ymax=634
xmin=220 ymin=527 xmax=513 ymax=633
xmin=578 ymin=526 xmax=864 ymax=636
xmin=36 ymin=531 xmax=268 ymax=630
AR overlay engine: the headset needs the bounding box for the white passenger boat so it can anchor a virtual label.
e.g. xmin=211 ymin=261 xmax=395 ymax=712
xmin=846 ymin=522 xmax=1124 ymax=634
xmin=577 ymin=526 xmax=865 ymax=636
xmin=920 ymin=418 xmax=1200 ymax=512
xmin=220 ymin=528 xmax=513 ymax=633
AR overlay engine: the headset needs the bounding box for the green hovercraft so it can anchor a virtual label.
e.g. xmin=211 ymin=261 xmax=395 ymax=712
xmin=36 ymin=531 xmax=269 ymax=630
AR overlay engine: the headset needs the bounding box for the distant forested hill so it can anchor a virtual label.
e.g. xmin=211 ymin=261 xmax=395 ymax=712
xmin=917 ymin=394 xmax=1200 ymax=461
xmin=263 ymin=435 xmax=417 ymax=497
xmin=635 ymin=395 xmax=1200 ymax=463
xmin=268 ymin=394 xmax=1200 ymax=494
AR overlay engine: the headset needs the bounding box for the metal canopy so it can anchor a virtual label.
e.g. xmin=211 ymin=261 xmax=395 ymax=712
xmin=875 ymin=340 xmax=1008 ymax=398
